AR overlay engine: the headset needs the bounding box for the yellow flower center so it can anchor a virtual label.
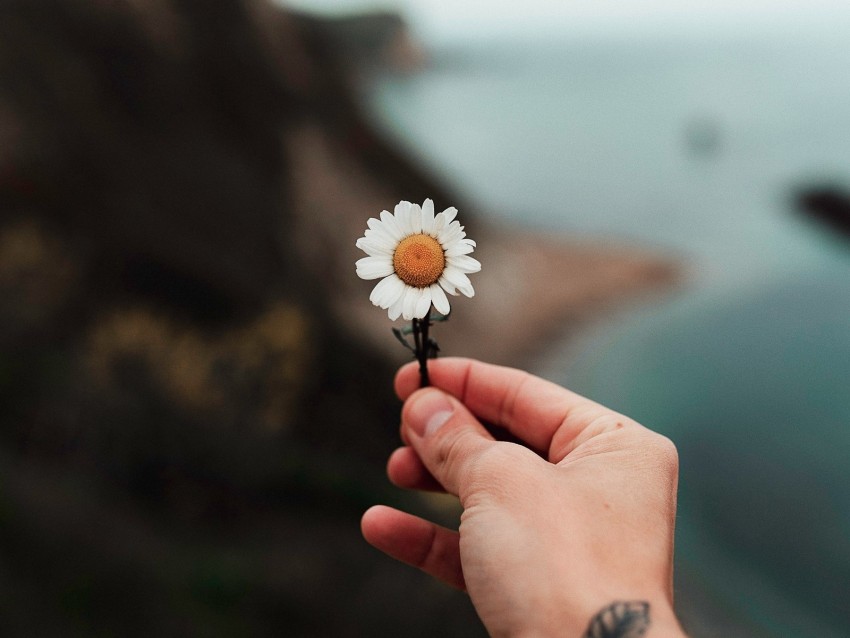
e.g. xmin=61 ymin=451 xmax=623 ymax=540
xmin=393 ymin=234 xmax=445 ymax=287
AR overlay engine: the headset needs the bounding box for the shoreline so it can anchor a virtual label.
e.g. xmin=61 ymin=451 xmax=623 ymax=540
xmin=288 ymin=122 xmax=680 ymax=369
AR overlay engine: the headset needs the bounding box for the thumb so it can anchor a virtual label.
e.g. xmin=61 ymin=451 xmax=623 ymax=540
xmin=402 ymin=387 xmax=497 ymax=498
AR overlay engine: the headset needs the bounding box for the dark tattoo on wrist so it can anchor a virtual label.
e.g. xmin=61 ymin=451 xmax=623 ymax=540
xmin=583 ymin=601 xmax=651 ymax=638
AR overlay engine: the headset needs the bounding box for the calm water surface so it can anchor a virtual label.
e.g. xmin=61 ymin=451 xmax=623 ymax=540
xmin=367 ymin=33 xmax=850 ymax=285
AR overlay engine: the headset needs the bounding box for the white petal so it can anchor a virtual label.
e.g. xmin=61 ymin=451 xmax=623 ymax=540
xmin=409 ymin=203 xmax=422 ymax=234
xmin=356 ymin=237 xmax=393 ymax=258
xmin=363 ymin=228 xmax=398 ymax=247
xmin=356 ymin=256 xmax=394 ymax=280
xmin=441 ymin=267 xmax=473 ymax=294
xmin=438 ymin=274 xmax=458 ymax=296
xmin=444 ymin=241 xmax=475 ymax=257
xmin=363 ymin=229 xmax=397 ymax=252
xmin=430 ymin=283 xmax=450 ymax=315
xmin=439 ymin=268 xmax=475 ymax=297
xmin=437 ymin=221 xmax=464 ymax=246
xmin=394 ymin=201 xmax=413 ymax=236
xmin=365 ymin=222 xmax=397 ymax=243
xmin=447 ymin=255 xmax=481 ymax=273
xmin=431 ymin=211 xmax=447 ymax=235
xmin=380 ymin=209 xmax=404 ymax=240
xmin=370 ymin=274 xmax=405 ymax=308
xmin=441 ymin=207 xmax=458 ymax=224
xmin=368 ymin=276 xmax=390 ymax=305
xmin=420 ymin=199 xmax=435 ymax=234
xmin=413 ymin=286 xmax=432 ymax=319
xmin=401 ymin=286 xmax=419 ymax=321
xmin=388 ymin=293 xmax=405 ymax=320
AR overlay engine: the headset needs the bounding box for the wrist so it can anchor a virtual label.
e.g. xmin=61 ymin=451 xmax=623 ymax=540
xmin=509 ymin=598 xmax=686 ymax=638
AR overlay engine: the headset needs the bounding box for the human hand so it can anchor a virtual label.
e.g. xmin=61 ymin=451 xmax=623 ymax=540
xmin=361 ymin=358 xmax=685 ymax=637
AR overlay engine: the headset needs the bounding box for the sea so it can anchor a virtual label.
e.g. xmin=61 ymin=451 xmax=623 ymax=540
xmin=366 ymin=30 xmax=850 ymax=283
xmin=363 ymin=29 xmax=850 ymax=637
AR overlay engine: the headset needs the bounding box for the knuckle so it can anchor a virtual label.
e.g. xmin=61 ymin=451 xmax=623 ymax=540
xmin=587 ymin=412 xmax=631 ymax=439
xmin=648 ymin=432 xmax=679 ymax=474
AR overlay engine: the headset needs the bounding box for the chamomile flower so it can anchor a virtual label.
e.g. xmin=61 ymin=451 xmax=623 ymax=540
xmin=355 ymin=199 xmax=481 ymax=320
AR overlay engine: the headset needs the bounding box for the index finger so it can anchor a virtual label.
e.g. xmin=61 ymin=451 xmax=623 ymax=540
xmin=394 ymin=357 xmax=617 ymax=458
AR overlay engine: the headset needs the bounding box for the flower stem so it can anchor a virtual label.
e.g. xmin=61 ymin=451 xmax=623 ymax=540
xmin=413 ymin=314 xmax=431 ymax=387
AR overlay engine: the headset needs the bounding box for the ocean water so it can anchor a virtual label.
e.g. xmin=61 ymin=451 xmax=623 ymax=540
xmin=366 ymin=32 xmax=850 ymax=287
xmin=364 ymin=31 xmax=850 ymax=637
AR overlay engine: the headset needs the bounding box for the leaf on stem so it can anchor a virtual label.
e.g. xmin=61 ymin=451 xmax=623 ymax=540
xmin=391 ymin=327 xmax=415 ymax=353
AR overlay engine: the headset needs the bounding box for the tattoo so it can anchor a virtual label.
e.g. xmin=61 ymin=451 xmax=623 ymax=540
xmin=583 ymin=601 xmax=651 ymax=638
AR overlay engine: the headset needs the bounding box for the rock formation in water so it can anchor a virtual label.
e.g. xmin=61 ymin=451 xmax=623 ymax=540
xmin=796 ymin=185 xmax=850 ymax=240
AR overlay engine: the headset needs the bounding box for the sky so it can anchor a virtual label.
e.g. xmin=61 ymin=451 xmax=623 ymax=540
xmin=281 ymin=0 xmax=850 ymax=42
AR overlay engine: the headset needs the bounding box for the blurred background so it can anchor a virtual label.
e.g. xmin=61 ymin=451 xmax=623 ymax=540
xmin=1 ymin=0 xmax=849 ymax=635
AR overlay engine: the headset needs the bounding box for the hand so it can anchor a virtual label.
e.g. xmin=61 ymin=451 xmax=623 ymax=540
xmin=361 ymin=358 xmax=685 ymax=637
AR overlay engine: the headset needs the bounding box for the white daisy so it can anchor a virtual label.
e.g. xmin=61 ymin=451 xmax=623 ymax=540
xmin=355 ymin=199 xmax=481 ymax=321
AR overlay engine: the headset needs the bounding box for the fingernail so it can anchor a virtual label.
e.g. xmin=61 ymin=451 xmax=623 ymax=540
xmin=407 ymin=390 xmax=454 ymax=437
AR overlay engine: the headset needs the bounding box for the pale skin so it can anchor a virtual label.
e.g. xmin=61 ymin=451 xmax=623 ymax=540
xmin=361 ymin=358 xmax=687 ymax=637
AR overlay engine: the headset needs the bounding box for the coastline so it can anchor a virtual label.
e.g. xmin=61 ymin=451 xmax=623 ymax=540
xmin=288 ymin=121 xmax=680 ymax=369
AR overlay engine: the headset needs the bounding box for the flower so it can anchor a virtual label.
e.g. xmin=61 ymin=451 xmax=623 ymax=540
xmin=355 ymin=199 xmax=481 ymax=320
